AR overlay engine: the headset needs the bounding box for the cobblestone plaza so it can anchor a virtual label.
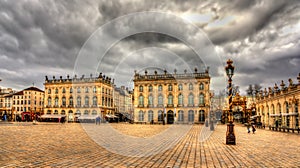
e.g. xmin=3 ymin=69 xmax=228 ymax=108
xmin=1 ymin=123 xmax=300 ymax=167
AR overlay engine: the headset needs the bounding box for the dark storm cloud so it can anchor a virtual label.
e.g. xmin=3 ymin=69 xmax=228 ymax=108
xmin=0 ymin=0 xmax=299 ymax=94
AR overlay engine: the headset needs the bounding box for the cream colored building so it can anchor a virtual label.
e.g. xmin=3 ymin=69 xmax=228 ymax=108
xmin=44 ymin=74 xmax=115 ymax=122
xmin=0 ymin=87 xmax=15 ymax=120
xmin=11 ymin=87 xmax=44 ymax=121
xmin=133 ymin=68 xmax=211 ymax=124
xmin=255 ymin=73 xmax=300 ymax=128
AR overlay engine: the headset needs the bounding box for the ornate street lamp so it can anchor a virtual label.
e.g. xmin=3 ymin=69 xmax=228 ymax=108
xmin=225 ymin=59 xmax=236 ymax=145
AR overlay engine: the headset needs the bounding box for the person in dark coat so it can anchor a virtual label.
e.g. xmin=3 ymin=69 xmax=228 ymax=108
xmin=252 ymin=124 xmax=256 ymax=134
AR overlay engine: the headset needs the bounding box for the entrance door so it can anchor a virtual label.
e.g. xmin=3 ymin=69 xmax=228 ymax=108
xmin=167 ymin=110 xmax=174 ymax=124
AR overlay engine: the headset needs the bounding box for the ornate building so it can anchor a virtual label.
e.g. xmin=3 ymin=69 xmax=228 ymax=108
xmin=0 ymin=87 xmax=15 ymax=120
xmin=114 ymin=86 xmax=134 ymax=119
xmin=255 ymin=73 xmax=300 ymax=128
xmin=133 ymin=68 xmax=211 ymax=124
xmin=44 ymin=74 xmax=115 ymax=122
xmin=12 ymin=87 xmax=44 ymax=121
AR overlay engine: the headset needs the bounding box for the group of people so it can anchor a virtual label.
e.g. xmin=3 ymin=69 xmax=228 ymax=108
xmin=247 ymin=123 xmax=256 ymax=134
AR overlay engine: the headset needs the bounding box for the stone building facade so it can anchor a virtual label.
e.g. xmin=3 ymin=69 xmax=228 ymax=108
xmin=133 ymin=68 xmax=211 ymax=124
xmin=255 ymin=73 xmax=300 ymax=128
xmin=44 ymin=74 xmax=114 ymax=122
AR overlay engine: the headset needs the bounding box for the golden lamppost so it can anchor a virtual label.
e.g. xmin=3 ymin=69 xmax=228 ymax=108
xmin=225 ymin=59 xmax=236 ymax=145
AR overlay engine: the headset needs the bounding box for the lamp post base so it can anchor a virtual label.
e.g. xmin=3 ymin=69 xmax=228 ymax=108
xmin=226 ymin=121 xmax=236 ymax=145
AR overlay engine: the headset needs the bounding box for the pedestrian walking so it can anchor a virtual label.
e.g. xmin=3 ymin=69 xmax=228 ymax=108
xmin=96 ymin=116 xmax=100 ymax=125
xmin=252 ymin=124 xmax=256 ymax=134
xmin=247 ymin=123 xmax=251 ymax=133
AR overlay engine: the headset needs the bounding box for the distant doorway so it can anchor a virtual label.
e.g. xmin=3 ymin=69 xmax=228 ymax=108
xmin=167 ymin=110 xmax=174 ymax=124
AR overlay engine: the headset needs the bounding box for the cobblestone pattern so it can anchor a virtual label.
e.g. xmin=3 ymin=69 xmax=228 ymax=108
xmin=1 ymin=122 xmax=300 ymax=167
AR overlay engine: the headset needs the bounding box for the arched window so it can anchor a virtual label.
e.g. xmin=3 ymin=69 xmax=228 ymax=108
xmin=277 ymin=103 xmax=281 ymax=114
xmin=295 ymin=101 xmax=299 ymax=113
xmin=188 ymin=94 xmax=194 ymax=105
xmin=285 ymin=102 xmax=289 ymax=113
xmin=199 ymin=110 xmax=205 ymax=122
xmin=61 ymin=110 xmax=65 ymax=115
xmin=158 ymin=110 xmax=163 ymax=121
xmin=199 ymin=93 xmax=205 ymax=105
xmin=85 ymin=96 xmax=89 ymax=106
xmin=84 ymin=110 xmax=89 ymax=115
xmin=199 ymin=83 xmax=204 ymax=90
xmin=158 ymin=95 xmax=163 ymax=105
xmin=47 ymin=110 xmax=51 ymax=114
xmin=77 ymin=87 xmax=81 ymax=93
xmin=93 ymin=87 xmax=97 ymax=93
xmin=55 ymin=88 xmax=58 ymax=94
xmin=148 ymin=85 xmax=153 ymax=92
xmin=93 ymin=96 xmax=97 ymax=106
xmin=139 ymin=86 xmax=143 ymax=92
xmin=178 ymin=94 xmax=183 ymax=105
xmin=47 ymin=97 xmax=51 ymax=106
xmin=75 ymin=110 xmax=81 ymax=116
xmin=178 ymin=84 xmax=183 ymax=91
xmin=62 ymin=88 xmax=66 ymax=93
xmin=189 ymin=83 xmax=193 ymax=90
xmin=54 ymin=110 xmax=58 ymax=114
xmin=70 ymin=88 xmax=73 ymax=93
xmin=178 ymin=110 xmax=184 ymax=122
xmin=148 ymin=110 xmax=153 ymax=122
xmin=188 ymin=110 xmax=194 ymax=122
xmin=148 ymin=95 xmax=153 ymax=105
xmin=139 ymin=95 xmax=144 ymax=105
xmin=77 ymin=96 xmax=81 ymax=106
xmin=85 ymin=87 xmax=89 ymax=93
xmin=158 ymin=85 xmax=162 ymax=91
xmin=62 ymin=96 xmax=66 ymax=106
xmin=69 ymin=97 xmax=73 ymax=106
xmin=139 ymin=110 xmax=144 ymax=121
xmin=92 ymin=110 xmax=97 ymax=115
xmin=55 ymin=97 xmax=59 ymax=106
xmin=48 ymin=89 xmax=51 ymax=94
xmin=168 ymin=84 xmax=173 ymax=91
xmin=168 ymin=94 xmax=173 ymax=105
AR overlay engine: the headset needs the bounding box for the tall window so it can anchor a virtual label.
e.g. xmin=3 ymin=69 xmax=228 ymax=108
xmin=148 ymin=110 xmax=153 ymax=122
xmin=178 ymin=94 xmax=183 ymax=105
xmin=199 ymin=83 xmax=204 ymax=90
xmin=199 ymin=94 xmax=205 ymax=105
xmin=139 ymin=86 xmax=143 ymax=92
xmin=93 ymin=96 xmax=97 ymax=106
xmin=85 ymin=96 xmax=89 ymax=106
xmin=178 ymin=110 xmax=184 ymax=122
xmin=92 ymin=110 xmax=97 ymax=115
xmin=158 ymin=110 xmax=163 ymax=121
xmin=77 ymin=96 xmax=81 ymax=106
xmin=148 ymin=85 xmax=153 ymax=92
xmin=188 ymin=94 xmax=194 ymax=105
xmin=178 ymin=84 xmax=183 ymax=91
xmin=295 ymin=102 xmax=298 ymax=113
xmin=168 ymin=84 xmax=173 ymax=91
xmin=93 ymin=87 xmax=97 ymax=93
xmin=70 ymin=88 xmax=73 ymax=93
xmin=285 ymin=102 xmax=289 ymax=113
xmin=85 ymin=87 xmax=89 ymax=93
xmin=189 ymin=83 xmax=193 ymax=90
xmin=62 ymin=88 xmax=66 ymax=93
xmin=139 ymin=110 xmax=144 ymax=121
xmin=61 ymin=110 xmax=65 ymax=115
xmin=77 ymin=88 xmax=81 ymax=93
xmin=148 ymin=95 xmax=153 ymax=105
xmin=62 ymin=97 xmax=66 ymax=106
xmin=168 ymin=94 xmax=173 ymax=105
xmin=158 ymin=85 xmax=162 ymax=91
xmin=139 ymin=95 xmax=144 ymax=105
xmin=158 ymin=95 xmax=163 ymax=105
xmin=47 ymin=97 xmax=51 ymax=106
xmin=48 ymin=89 xmax=51 ymax=94
xmin=55 ymin=97 xmax=58 ymax=106
xmin=84 ymin=110 xmax=89 ymax=115
xmin=188 ymin=110 xmax=194 ymax=122
xmin=69 ymin=97 xmax=73 ymax=106
xmin=55 ymin=88 xmax=58 ymax=94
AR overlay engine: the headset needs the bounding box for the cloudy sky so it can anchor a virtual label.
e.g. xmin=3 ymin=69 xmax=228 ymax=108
xmin=0 ymin=0 xmax=299 ymax=95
